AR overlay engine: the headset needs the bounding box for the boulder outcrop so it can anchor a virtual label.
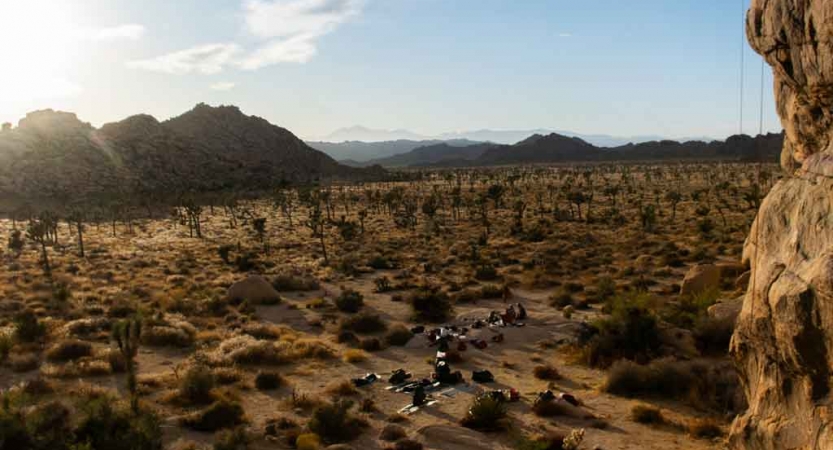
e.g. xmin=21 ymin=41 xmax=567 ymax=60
xmin=730 ymin=1 xmax=833 ymax=449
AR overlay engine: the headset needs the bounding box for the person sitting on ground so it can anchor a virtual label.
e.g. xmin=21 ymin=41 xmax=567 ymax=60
xmin=502 ymin=305 xmax=517 ymax=324
xmin=413 ymin=385 xmax=427 ymax=407
xmin=516 ymin=303 xmax=527 ymax=320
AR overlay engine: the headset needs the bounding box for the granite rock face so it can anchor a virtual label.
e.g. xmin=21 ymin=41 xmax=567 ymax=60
xmin=731 ymin=2 xmax=833 ymax=448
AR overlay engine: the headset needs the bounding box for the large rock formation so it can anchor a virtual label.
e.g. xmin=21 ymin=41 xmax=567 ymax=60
xmin=730 ymin=1 xmax=833 ymax=449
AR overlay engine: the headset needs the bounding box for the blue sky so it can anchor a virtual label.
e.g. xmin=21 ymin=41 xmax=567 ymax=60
xmin=0 ymin=0 xmax=780 ymax=140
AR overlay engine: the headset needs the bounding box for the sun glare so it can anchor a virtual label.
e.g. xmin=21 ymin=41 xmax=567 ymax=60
xmin=0 ymin=0 xmax=80 ymax=111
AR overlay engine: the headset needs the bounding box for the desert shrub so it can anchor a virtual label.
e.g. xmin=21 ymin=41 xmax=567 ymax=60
xmin=141 ymin=321 xmax=196 ymax=348
xmin=214 ymin=426 xmax=250 ymax=450
xmin=688 ymin=419 xmax=724 ymax=439
xmin=45 ymin=339 xmax=93 ymax=362
xmin=408 ymin=288 xmax=452 ymax=323
xmin=460 ymin=394 xmax=507 ymax=431
xmin=548 ymin=289 xmax=574 ymax=309
xmin=340 ymin=313 xmax=386 ymax=334
xmin=532 ymin=399 xmax=569 ymax=418
xmin=604 ymin=359 xmax=745 ymax=414
xmin=272 ymin=274 xmax=320 ymax=292
xmin=255 ymin=371 xmax=284 ymax=390
xmin=384 ymin=325 xmax=413 ymax=347
xmin=0 ymin=333 xmax=12 ymax=361
xmin=533 ymin=365 xmax=561 ymax=381
xmin=326 ymin=380 xmax=359 ymax=397
xmin=217 ymin=245 xmax=233 ymax=264
xmin=9 ymin=353 xmax=40 ymax=372
xmin=583 ymin=293 xmax=661 ymax=368
xmin=13 ymin=310 xmax=45 ymax=343
xmin=295 ymin=433 xmax=321 ymax=450
xmin=182 ymin=400 xmax=245 ymax=432
xmin=74 ymin=395 xmax=164 ymax=450
xmin=343 ymin=349 xmax=368 ymax=363
xmin=368 ymin=255 xmax=394 ymax=270
xmin=335 ymin=289 xmax=364 ymax=313
xmin=480 ymin=284 xmax=503 ymax=299
xmin=662 ymin=288 xmax=721 ymax=329
xmin=391 ymin=440 xmax=423 ymax=450
xmin=360 ymin=337 xmax=383 ymax=352
xmin=631 ymin=405 xmax=664 ymax=424
xmin=692 ymin=316 xmax=735 ymax=355
xmin=379 ymin=424 xmax=407 ymax=441
xmin=26 ymin=400 xmax=73 ymax=449
xmin=307 ymin=400 xmax=367 ymax=444
xmin=180 ymin=365 xmax=216 ymax=404
xmin=474 ymin=264 xmax=498 ymax=281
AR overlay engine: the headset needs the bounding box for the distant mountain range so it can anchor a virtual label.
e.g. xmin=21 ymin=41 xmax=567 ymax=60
xmin=339 ymin=132 xmax=784 ymax=168
xmin=0 ymin=104 xmax=382 ymax=202
xmin=309 ymin=125 xmax=717 ymax=160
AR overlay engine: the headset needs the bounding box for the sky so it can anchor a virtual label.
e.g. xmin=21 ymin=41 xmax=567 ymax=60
xmin=0 ymin=0 xmax=781 ymax=141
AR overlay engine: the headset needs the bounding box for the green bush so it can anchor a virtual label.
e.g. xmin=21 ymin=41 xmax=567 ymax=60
xmin=604 ymin=359 xmax=745 ymax=414
xmin=583 ymin=293 xmax=662 ymax=368
xmin=460 ymin=394 xmax=507 ymax=431
xmin=75 ymin=395 xmax=163 ymax=450
xmin=335 ymin=289 xmax=364 ymax=313
xmin=408 ymin=288 xmax=452 ymax=323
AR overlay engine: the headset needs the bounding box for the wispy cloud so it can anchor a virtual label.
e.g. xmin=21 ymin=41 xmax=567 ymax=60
xmin=127 ymin=44 xmax=242 ymax=75
xmin=559 ymin=33 xmax=573 ymax=38
xmin=128 ymin=0 xmax=364 ymax=74
xmin=210 ymin=81 xmax=238 ymax=91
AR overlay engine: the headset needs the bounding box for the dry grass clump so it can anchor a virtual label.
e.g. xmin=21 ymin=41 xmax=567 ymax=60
xmin=181 ymin=399 xmax=246 ymax=432
xmin=208 ymin=335 xmax=335 ymax=366
xmin=307 ymin=399 xmax=368 ymax=444
xmin=141 ymin=315 xmax=196 ymax=348
xmin=339 ymin=312 xmax=387 ymax=334
xmin=631 ymin=404 xmax=665 ymax=424
xmin=533 ymin=364 xmax=561 ymax=381
xmin=343 ymin=349 xmax=369 ymax=363
xmin=325 ymin=380 xmax=359 ymax=397
xmin=384 ymin=325 xmax=413 ymax=347
xmin=45 ymin=339 xmax=93 ymax=362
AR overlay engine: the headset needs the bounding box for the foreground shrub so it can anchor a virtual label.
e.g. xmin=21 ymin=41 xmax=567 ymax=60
xmin=604 ymin=359 xmax=745 ymax=414
xmin=335 ymin=289 xmax=364 ymax=313
xmin=180 ymin=364 xmax=216 ymax=404
xmin=583 ymin=294 xmax=661 ymax=368
xmin=460 ymin=394 xmax=507 ymax=431
xmin=307 ymin=400 xmax=367 ymax=444
xmin=255 ymin=371 xmax=284 ymax=390
xmin=408 ymin=288 xmax=452 ymax=323
xmin=74 ymin=395 xmax=163 ymax=450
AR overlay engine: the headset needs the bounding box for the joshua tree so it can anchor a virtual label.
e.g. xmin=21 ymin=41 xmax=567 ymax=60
xmin=274 ymin=189 xmax=295 ymax=229
xmin=357 ymin=209 xmax=368 ymax=234
xmin=640 ymin=204 xmax=657 ymax=232
xmin=664 ymin=191 xmax=682 ymax=222
xmin=306 ymin=206 xmax=328 ymax=264
xmin=67 ymin=209 xmax=86 ymax=258
xmin=252 ymin=217 xmax=268 ymax=253
xmin=183 ymin=199 xmax=203 ymax=238
xmin=113 ymin=318 xmax=142 ymax=413
xmin=27 ymin=216 xmax=51 ymax=277
xmin=7 ymin=229 xmax=23 ymax=258
xmin=512 ymin=199 xmax=527 ymax=233
xmin=486 ymin=184 xmax=505 ymax=209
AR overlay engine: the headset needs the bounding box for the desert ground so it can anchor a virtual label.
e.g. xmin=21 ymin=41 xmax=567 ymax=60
xmin=0 ymin=162 xmax=776 ymax=450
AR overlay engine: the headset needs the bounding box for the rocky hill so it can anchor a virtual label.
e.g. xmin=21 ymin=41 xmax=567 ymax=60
xmin=0 ymin=104 xmax=383 ymax=202
xmin=306 ymin=139 xmax=483 ymax=162
xmin=408 ymin=132 xmax=783 ymax=168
